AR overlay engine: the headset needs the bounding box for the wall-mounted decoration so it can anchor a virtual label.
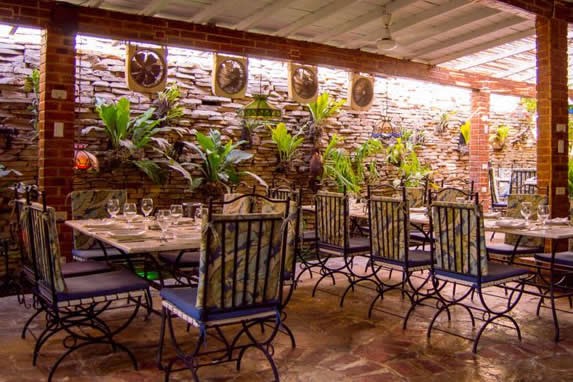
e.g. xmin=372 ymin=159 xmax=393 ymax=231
xmin=288 ymin=63 xmax=318 ymax=103
xmin=348 ymin=73 xmax=374 ymax=111
xmin=212 ymin=54 xmax=248 ymax=98
xmin=125 ymin=44 xmax=167 ymax=93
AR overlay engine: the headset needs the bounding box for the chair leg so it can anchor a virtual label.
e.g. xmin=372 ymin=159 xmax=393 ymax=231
xmin=157 ymin=307 xmax=168 ymax=370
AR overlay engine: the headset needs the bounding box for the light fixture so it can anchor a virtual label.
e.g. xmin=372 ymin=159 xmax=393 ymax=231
xmin=74 ymin=143 xmax=98 ymax=171
xmin=376 ymin=7 xmax=397 ymax=52
xmin=372 ymin=80 xmax=399 ymax=139
xmin=239 ymin=76 xmax=282 ymax=120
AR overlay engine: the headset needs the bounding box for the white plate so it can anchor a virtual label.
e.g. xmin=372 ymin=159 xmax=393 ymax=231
xmin=496 ymin=220 xmax=527 ymax=229
xmin=545 ymin=218 xmax=569 ymax=226
xmin=84 ymin=221 xmax=124 ymax=229
xmin=114 ymin=215 xmax=143 ymax=222
xmin=107 ymin=229 xmax=146 ymax=239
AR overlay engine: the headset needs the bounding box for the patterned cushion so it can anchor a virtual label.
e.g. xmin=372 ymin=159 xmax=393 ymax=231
xmin=261 ymin=199 xmax=297 ymax=276
xmin=431 ymin=201 xmax=488 ymax=277
xmin=195 ymin=212 xmax=285 ymax=312
xmin=316 ymin=191 xmax=347 ymax=248
xmin=70 ymin=189 xmax=127 ymax=250
xmin=433 ymin=188 xmax=470 ymax=202
xmin=370 ymin=195 xmax=407 ymax=262
xmin=222 ymin=193 xmax=251 ymax=214
xmin=406 ymin=187 xmax=425 ymax=208
xmin=505 ymin=194 xmax=546 ymax=248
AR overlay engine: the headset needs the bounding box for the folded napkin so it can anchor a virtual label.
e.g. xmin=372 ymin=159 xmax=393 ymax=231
xmin=545 ymin=217 xmax=569 ymax=225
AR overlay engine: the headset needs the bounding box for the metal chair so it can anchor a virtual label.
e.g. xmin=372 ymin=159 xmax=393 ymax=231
xmin=22 ymin=193 xmax=149 ymax=381
xmin=488 ymin=165 xmax=507 ymax=210
xmin=424 ymin=197 xmax=529 ymax=352
xmin=157 ymin=207 xmax=290 ymax=381
xmin=311 ymin=190 xmax=371 ymax=297
xmin=509 ymin=168 xmax=536 ymax=195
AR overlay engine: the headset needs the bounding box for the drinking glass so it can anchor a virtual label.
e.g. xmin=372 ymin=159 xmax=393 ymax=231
xmin=106 ymin=198 xmax=120 ymax=219
xmin=520 ymin=202 xmax=532 ymax=224
xmin=194 ymin=203 xmax=202 ymax=221
xmin=141 ymin=198 xmax=154 ymax=220
xmin=170 ymin=204 xmax=183 ymax=225
xmin=537 ymin=204 xmax=550 ymax=226
xmin=123 ymin=202 xmax=137 ymax=228
xmin=156 ymin=209 xmax=171 ymax=240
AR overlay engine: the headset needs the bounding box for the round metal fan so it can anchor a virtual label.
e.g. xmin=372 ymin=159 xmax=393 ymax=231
xmin=352 ymin=77 xmax=374 ymax=108
xmin=216 ymin=58 xmax=247 ymax=95
xmin=127 ymin=47 xmax=167 ymax=90
xmin=292 ymin=66 xmax=318 ymax=100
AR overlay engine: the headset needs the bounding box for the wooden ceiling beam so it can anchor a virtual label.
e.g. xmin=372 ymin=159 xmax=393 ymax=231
xmin=311 ymin=0 xmax=418 ymax=44
xmin=274 ymin=0 xmax=362 ymax=38
xmin=232 ymin=0 xmax=292 ymax=30
xmin=139 ymin=0 xmax=171 ymax=16
xmin=410 ymin=17 xmax=529 ymax=59
xmin=430 ymin=27 xmax=535 ymax=64
xmin=454 ymin=43 xmax=535 ymax=70
xmin=87 ymin=0 xmax=104 ymax=7
xmin=188 ymin=0 xmax=238 ymax=24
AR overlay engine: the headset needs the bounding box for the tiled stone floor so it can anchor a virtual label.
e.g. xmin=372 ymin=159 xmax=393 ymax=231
xmin=2 ymin=259 xmax=573 ymax=381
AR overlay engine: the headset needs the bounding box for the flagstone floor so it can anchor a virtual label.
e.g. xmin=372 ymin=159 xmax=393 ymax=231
xmin=2 ymin=258 xmax=573 ymax=382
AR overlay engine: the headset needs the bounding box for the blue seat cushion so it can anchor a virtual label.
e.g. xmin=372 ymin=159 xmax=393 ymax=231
xmin=161 ymin=287 xmax=278 ymax=323
xmin=61 ymin=261 xmax=111 ymax=277
xmin=487 ymin=243 xmax=541 ymax=256
xmin=72 ymin=247 xmax=125 ymax=261
xmin=158 ymin=251 xmax=200 ymax=267
xmin=373 ymin=249 xmax=432 ymax=268
xmin=435 ymin=261 xmax=529 ymax=286
xmin=534 ymin=252 xmax=573 ymax=267
xmin=52 ymin=269 xmax=149 ymax=302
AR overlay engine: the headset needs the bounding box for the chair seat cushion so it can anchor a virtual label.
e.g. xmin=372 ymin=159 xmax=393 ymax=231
xmin=492 ymin=202 xmax=508 ymax=208
xmin=61 ymin=261 xmax=111 ymax=277
xmin=160 ymin=287 xmax=278 ymax=323
xmin=486 ymin=243 xmax=542 ymax=256
xmin=319 ymin=236 xmax=370 ymax=254
xmin=302 ymin=230 xmax=317 ymax=242
xmin=374 ymin=249 xmax=432 ymax=269
xmin=409 ymin=229 xmax=432 ymax=243
xmin=435 ymin=261 xmax=529 ymax=286
xmin=534 ymin=252 xmax=573 ymax=267
xmin=72 ymin=247 xmax=124 ymax=261
xmin=51 ymin=269 xmax=149 ymax=302
xmin=158 ymin=251 xmax=200 ymax=267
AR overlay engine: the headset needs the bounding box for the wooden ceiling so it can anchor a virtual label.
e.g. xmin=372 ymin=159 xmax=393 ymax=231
xmin=58 ymin=0 xmax=572 ymax=87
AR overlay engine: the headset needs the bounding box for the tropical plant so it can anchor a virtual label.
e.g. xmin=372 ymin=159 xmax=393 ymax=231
xmin=269 ymin=122 xmax=304 ymax=164
xmin=95 ymin=95 xmax=190 ymax=185
xmin=322 ymin=135 xmax=382 ymax=194
xmin=23 ymin=68 xmax=40 ymax=135
xmin=460 ymin=120 xmax=470 ymax=145
xmin=181 ymin=129 xmax=266 ymax=194
xmin=436 ymin=110 xmax=457 ymax=133
xmin=385 ymin=129 xmax=430 ymax=187
xmin=489 ymin=124 xmax=510 ymax=150
xmin=153 ymin=83 xmax=184 ymax=124
xmin=305 ymin=92 xmax=345 ymax=145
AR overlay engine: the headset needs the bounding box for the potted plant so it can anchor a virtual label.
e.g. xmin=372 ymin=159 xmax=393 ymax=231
xmin=269 ymin=122 xmax=304 ymax=173
xmin=0 ymin=163 xmax=22 ymax=210
xmin=458 ymin=120 xmax=470 ymax=154
xmin=489 ymin=124 xmax=510 ymax=151
xmin=23 ymin=68 xmax=40 ymax=138
xmin=180 ymin=129 xmax=266 ymax=197
xmin=385 ymin=129 xmax=430 ymax=186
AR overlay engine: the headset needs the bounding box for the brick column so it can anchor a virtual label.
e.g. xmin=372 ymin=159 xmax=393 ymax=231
xmin=38 ymin=6 xmax=77 ymax=257
xmin=469 ymin=89 xmax=490 ymax=208
xmin=536 ymin=16 xmax=569 ymax=217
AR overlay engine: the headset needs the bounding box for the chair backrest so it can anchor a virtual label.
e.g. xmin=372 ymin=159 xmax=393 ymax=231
xmin=12 ymin=185 xmax=41 ymax=273
xmin=405 ymin=186 xmax=426 ymax=208
xmin=222 ymin=193 xmax=252 ymax=214
xmin=431 ymin=186 xmax=476 ymax=203
xmin=504 ymin=193 xmax=546 ymax=247
xmin=315 ymin=191 xmax=348 ymax=248
xmin=488 ymin=166 xmax=500 ymax=205
xmin=24 ymin=198 xmax=66 ymax=301
xmin=195 ymin=211 xmax=287 ymax=319
xmin=369 ymin=188 xmax=409 ymax=263
xmin=431 ymin=200 xmax=488 ymax=277
xmin=509 ymin=168 xmax=536 ymax=195
xmin=70 ymin=189 xmax=127 ymax=250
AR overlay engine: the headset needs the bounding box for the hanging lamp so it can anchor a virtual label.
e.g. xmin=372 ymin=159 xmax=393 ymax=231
xmin=239 ymin=76 xmax=282 ymax=120
xmin=372 ymin=80 xmax=399 ymax=139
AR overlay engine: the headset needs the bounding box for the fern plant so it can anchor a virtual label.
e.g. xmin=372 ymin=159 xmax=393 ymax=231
xmin=305 ymin=92 xmax=345 ymax=146
xmin=23 ymin=68 xmax=40 ymax=135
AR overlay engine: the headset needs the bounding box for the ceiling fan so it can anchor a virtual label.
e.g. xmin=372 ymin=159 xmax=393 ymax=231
xmin=376 ymin=7 xmax=397 ymax=52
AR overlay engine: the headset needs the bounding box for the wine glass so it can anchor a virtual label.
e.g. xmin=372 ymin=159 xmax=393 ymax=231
xmin=106 ymin=198 xmax=120 ymax=219
xmin=520 ymin=202 xmax=532 ymax=225
xmin=193 ymin=203 xmax=202 ymax=221
xmin=141 ymin=198 xmax=154 ymax=220
xmin=123 ymin=202 xmax=137 ymax=228
xmin=156 ymin=209 xmax=171 ymax=240
xmin=537 ymin=204 xmax=550 ymax=226
xmin=170 ymin=204 xmax=183 ymax=225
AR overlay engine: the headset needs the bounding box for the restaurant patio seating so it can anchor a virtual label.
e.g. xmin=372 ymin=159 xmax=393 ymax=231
xmin=486 ymin=193 xmax=546 ymax=262
xmin=311 ymin=190 xmax=370 ymax=298
xmin=489 ymin=165 xmax=508 ymax=210
xmin=422 ymin=197 xmax=529 ymax=352
xmin=69 ymin=189 xmax=127 ymax=262
xmin=343 ymin=187 xmax=433 ymax=321
xmin=22 ymin=193 xmax=150 ymax=381
xmin=157 ymin=204 xmax=290 ymax=381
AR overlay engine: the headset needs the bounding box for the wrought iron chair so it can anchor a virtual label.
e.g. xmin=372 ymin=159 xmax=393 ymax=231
xmin=311 ymin=190 xmax=371 ymax=297
xmin=22 ymin=194 xmax=149 ymax=381
xmin=488 ymin=164 xmax=507 ymax=210
xmin=343 ymin=187 xmax=434 ymax=320
xmin=424 ymin=197 xmax=529 ymax=352
xmin=69 ymin=189 xmax=127 ymax=262
xmin=486 ymin=193 xmax=546 ymax=262
xmin=157 ymin=206 xmax=290 ymax=381
xmin=509 ymin=168 xmax=536 ymax=195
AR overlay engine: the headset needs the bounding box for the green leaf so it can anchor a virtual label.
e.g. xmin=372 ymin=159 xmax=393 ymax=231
xmin=133 ymin=160 xmax=167 ymax=184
